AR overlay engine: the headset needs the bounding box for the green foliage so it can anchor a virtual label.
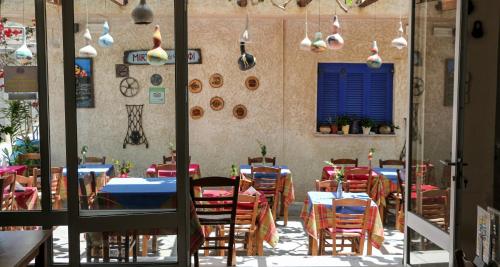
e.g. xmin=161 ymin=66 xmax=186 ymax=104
xmin=13 ymin=137 xmax=40 ymax=166
xmin=360 ymin=118 xmax=375 ymax=128
xmin=337 ymin=115 xmax=352 ymax=126
xmin=168 ymin=142 xmax=176 ymax=152
xmin=257 ymin=140 xmax=267 ymax=157
xmin=113 ymin=159 xmax=134 ymax=174
xmin=0 ymin=100 xmax=32 ymax=140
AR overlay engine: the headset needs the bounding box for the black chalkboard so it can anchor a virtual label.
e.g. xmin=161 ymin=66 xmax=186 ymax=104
xmin=75 ymin=58 xmax=95 ymax=108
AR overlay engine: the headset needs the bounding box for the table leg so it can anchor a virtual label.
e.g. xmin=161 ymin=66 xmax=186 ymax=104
xmin=256 ymin=232 xmax=264 ymax=256
xmin=35 ymin=240 xmax=48 ymax=267
xmin=379 ymin=205 xmax=385 ymax=225
xmin=308 ymin=235 xmax=318 ymax=256
xmin=142 ymin=235 xmax=150 ymax=257
xmin=367 ymin=231 xmax=373 ymax=256
xmin=283 ymin=203 xmax=289 ymax=226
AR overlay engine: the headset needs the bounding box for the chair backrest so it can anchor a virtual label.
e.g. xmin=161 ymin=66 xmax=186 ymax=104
xmin=379 ymin=159 xmax=405 ymax=168
xmin=248 ymin=157 xmax=276 ymax=166
xmin=163 ymin=155 xmax=191 ymax=164
xmin=315 ymin=179 xmax=350 ymax=192
xmin=19 ymin=153 xmax=41 ymax=176
xmin=332 ymin=198 xmax=371 ymax=231
xmin=419 ymin=189 xmax=449 ymax=229
xmin=331 ymin=158 xmax=358 ymax=167
xmin=19 ymin=152 xmax=41 ymax=161
xmin=250 ymin=166 xmax=281 ymax=196
xmin=1 ymin=173 xmax=16 ymax=211
xmin=51 ymin=167 xmax=64 ymax=195
xmin=396 ymin=169 xmax=404 ymax=195
xmin=235 ymin=194 xmax=259 ymax=230
xmin=190 ymin=176 xmax=240 ymax=226
xmin=344 ymin=168 xmax=373 ymax=194
xmin=156 ymin=163 xmax=177 ymax=177
xmin=80 ymin=156 xmax=106 ymax=164
xmin=79 ymin=173 xmax=97 ymax=210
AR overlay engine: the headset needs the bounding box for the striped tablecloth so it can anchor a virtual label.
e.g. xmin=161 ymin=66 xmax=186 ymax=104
xmin=300 ymin=192 xmax=384 ymax=254
xmin=0 ymin=165 xmax=27 ymax=176
xmin=146 ymin=164 xmax=201 ymax=179
xmin=239 ymin=165 xmax=295 ymax=206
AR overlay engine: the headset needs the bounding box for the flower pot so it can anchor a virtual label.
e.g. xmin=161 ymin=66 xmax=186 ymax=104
xmin=362 ymin=127 xmax=371 ymax=135
xmin=120 ymin=173 xmax=128 ymax=178
xmin=379 ymin=125 xmax=392 ymax=134
xmin=319 ymin=125 xmax=331 ymax=134
xmin=341 ymin=125 xmax=350 ymax=135
xmin=330 ymin=124 xmax=338 ymax=134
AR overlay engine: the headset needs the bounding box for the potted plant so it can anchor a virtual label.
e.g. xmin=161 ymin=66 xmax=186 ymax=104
xmin=328 ymin=116 xmax=338 ymax=134
xmin=337 ymin=115 xmax=351 ymax=135
xmin=360 ymin=118 xmax=375 ymax=135
xmin=168 ymin=142 xmax=176 ymax=158
xmin=318 ymin=123 xmax=331 ymax=134
xmin=324 ymin=160 xmax=345 ymax=197
xmin=378 ymin=122 xmax=400 ymax=134
xmin=113 ymin=159 xmax=134 ymax=178
xmin=257 ymin=140 xmax=267 ymax=163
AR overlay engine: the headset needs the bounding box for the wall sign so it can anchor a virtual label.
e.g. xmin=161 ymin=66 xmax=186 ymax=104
xmin=74 ymin=58 xmax=94 ymax=108
xmin=149 ymin=87 xmax=165 ymax=104
xmin=124 ymin=49 xmax=202 ymax=65
xmin=4 ymin=66 xmax=38 ymax=93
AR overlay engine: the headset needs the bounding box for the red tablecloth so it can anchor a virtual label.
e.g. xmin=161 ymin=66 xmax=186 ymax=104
xmin=2 ymin=187 xmax=39 ymax=210
xmin=0 ymin=165 xmax=27 ymax=176
xmin=146 ymin=164 xmax=201 ymax=178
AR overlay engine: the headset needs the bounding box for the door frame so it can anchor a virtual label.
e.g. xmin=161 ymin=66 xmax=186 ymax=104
xmin=403 ymin=0 xmax=468 ymax=265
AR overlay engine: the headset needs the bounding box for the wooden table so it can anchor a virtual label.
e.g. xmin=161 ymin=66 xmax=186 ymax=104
xmin=0 ymin=230 xmax=52 ymax=267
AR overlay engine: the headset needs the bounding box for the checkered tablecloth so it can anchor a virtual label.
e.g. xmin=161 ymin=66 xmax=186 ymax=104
xmin=146 ymin=164 xmax=201 ymax=179
xmin=240 ymin=165 xmax=295 ymax=206
xmin=300 ymin=192 xmax=384 ymax=250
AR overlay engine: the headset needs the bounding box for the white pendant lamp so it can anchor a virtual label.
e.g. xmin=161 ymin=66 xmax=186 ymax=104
xmin=98 ymin=21 xmax=114 ymax=48
xmin=391 ymin=21 xmax=407 ymax=49
xmin=79 ymin=0 xmax=97 ymax=57
xmin=240 ymin=12 xmax=251 ymax=43
xmin=299 ymin=6 xmax=311 ymax=51
xmin=367 ymin=41 xmax=382 ymax=69
xmin=325 ymin=15 xmax=344 ymax=50
xmin=311 ymin=0 xmax=327 ymax=53
xmin=15 ymin=27 xmax=33 ymax=64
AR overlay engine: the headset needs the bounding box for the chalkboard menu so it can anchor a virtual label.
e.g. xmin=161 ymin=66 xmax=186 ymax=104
xmin=75 ymin=58 xmax=94 ymax=108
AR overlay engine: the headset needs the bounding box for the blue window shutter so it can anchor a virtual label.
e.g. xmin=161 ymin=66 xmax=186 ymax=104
xmin=368 ymin=64 xmax=394 ymax=123
xmin=317 ymin=65 xmax=340 ymax=125
xmin=344 ymin=68 xmax=365 ymax=119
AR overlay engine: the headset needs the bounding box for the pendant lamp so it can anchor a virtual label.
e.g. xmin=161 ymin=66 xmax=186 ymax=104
xmin=391 ymin=22 xmax=407 ymax=50
xmin=311 ymin=0 xmax=326 ymax=53
xmin=79 ymin=28 xmax=98 ymax=57
xmin=299 ymin=7 xmax=311 ymax=51
xmin=238 ymin=42 xmax=256 ymax=71
xmin=98 ymin=21 xmax=114 ymax=48
xmin=147 ymin=25 xmax=169 ymax=65
xmin=325 ymin=15 xmax=344 ymax=50
xmin=366 ymin=41 xmax=382 ymax=69
xmin=15 ymin=27 xmax=33 ymax=64
xmin=131 ymin=0 xmax=153 ymax=25
xmin=240 ymin=12 xmax=251 ymax=43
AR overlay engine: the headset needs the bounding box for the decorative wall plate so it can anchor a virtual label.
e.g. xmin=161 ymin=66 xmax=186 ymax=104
xmin=150 ymin=74 xmax=163 ymax=86
xmin=120 ymin=77 xmax=140 ymax=97
xmin=245 ymin=76 xmax=260 ymax=91
xmin=190 ymin=106 xmax=204 ymax=119
xmin=233 ymin=104 xmax=247 ymax=119
xmin=188 ymin=79 xmax=202 ymax=93
xmin=210 ymin=96 xmax=225 ymax=111
xmin=209 ymin=73 xmax=224 ymax=88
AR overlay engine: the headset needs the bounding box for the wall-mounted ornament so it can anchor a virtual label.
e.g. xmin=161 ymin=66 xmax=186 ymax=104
xmin=188 ymin=79 xmax=202 ymax=93
xmin=190 ymin=106 xmax=204 ymax=119
xmin=326 ymin=15 xmax=344 ymax=50
xmin=210 ymin=96 xmax=225 ymax=111
xmin=233 ymin=104 xmax=248 ymax=119
xmin=147 ymin=25 xmax=169 ymax=66
xmin=120 ymin=77 xmax=140 ymax=97
xmin=123 ymin=104 xmax=149 ymax=148
xmin=98 ymin=21 xmax=114 ymax=48
xmin=238 ymin=42 xmax=256 ymax=71
xmin=150 ymin=74 xmax=162 ymax=86
xmin=149 ymin=87 xmax=165 ymax=104
xmin=115 ymin=64 xmax=129 ymax=77
xmin=209 ymin=73 xmax=224 ymax=88
xmin=131 ymin=0 xmax=153 ymax=25
xmin=245 ymin=76 xmax=260 ymax=91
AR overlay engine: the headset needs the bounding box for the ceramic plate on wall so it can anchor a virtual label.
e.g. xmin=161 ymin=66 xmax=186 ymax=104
xmin=190 ymin=106 xmax=204 ymax=119
xmin=189 ymin=79 xmax=203 ymax=93
xmin=233 ymin=104 xmax=247 ymax=119
xmin=210 ymin=96 xmax=225 ymax=111
xmin=245 ymin=76 xmax=260 ymax=91
xmin=209 ymin=73 xmax=224 ymax=88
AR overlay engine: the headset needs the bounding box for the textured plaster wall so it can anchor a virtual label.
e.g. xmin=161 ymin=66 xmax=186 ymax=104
xmin=45 ymin=0 xmax=412 ymax=201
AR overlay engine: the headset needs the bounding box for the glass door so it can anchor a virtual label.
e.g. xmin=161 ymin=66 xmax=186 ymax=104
xmin=404 ymin=0 xmax=466 ymax=266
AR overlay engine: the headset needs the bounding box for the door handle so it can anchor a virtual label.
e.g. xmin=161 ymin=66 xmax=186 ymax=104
xmin=440 ymin=159 xmax=468 ymax=167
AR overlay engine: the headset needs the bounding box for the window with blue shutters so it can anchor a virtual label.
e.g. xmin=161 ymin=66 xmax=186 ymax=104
xmin=316 ymin=63 xmax=394 ymax=131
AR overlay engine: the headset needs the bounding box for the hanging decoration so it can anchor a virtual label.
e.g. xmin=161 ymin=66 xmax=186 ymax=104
xmin=146 ymin=25 xmax=169 ymax=65
xmin=325 ymin=15 xmax=344 ymax=50
xmin=391 ymin=0 xmax=407 ymax=50
xmin=123 ymin=105 xmax=149 ymax=149
xmin=98 ymin=21 xmax=114 ymax=48
xmin=311 ymin=0 xmax=327 ymax=53
xmin=240 ymin=11 xmax=251 ymax=43
xmin=299 ymin=5 xmax=311 ymax=51
xmin=79 ymin=0 xmax=97 ymax=57
xmin=131 ymin=0 xmax=153 ymax=25
xmin=15 ymin=27 xmax=33 ymax=64
xmin=238 ymin=42 xmax=256 ymax=71
xmin=366 ymin=41 xmax=382 ymax=69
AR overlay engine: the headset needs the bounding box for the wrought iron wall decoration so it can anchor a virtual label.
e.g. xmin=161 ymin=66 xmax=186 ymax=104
xmin=120 ymin=77 xmax=140 ymax=97
xmin=189 ymin=79 xmax=202 ymax=93
xmin=150 ymin=74 xmax=162 ymax=86
xmin=123 ymin=105 xmax=149 ymax=148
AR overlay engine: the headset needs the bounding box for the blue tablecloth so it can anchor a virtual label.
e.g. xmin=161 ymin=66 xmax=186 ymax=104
xmin=372 ymin=168 xmax=399 ymax=185
xmin=99 ymin=178 xmax=176 ymax=209
xmin=63 ymin=164 xmax=114 ymax=177
xmin=307 ymin=191 xmax=371 ymax=214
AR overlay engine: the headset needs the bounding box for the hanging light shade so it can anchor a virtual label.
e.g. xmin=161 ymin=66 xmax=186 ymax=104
xmin=237 ymin=42 xmax=256 ymax=71
xmin=299 ymin=8 xmax=311 ymax=51
xmin=391 ymin=21 xmax=407 ymax=50
xmin=147 ymin=25 xmax=169 ymax=65
xmin=131 ymin=0 xmax=153 ymax=25
xmin=366 ymin=41 xmax=382 ymax=69
xmin=325 ymin=15 xmax=344 ymax=50
xmin=15 ymin=27 xmax=33 ymax=64
xmin=98 ymin=21 xmax=114 ymax=48
xmin=240 ymin=12 xmax=251 ymax=43
xmin=79 ymin=28 xmax=97 ymax=57
xmin=311 ymin=32 xmax=327 ymax=53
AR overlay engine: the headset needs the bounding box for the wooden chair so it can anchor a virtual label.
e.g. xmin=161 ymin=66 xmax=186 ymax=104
xmin=190 ymin=177 xmax=240 ymax=267
xmin=79 ymin=156 xmax=106 ymax=164
xmin=1 ymin=173 xmax=16 ymax=211
xmin=51 ymin=167 xmax=64 ymax=210
xmin=16 ymin=174 xmax=35 ymax=187
xmin=155 ymin=163 xmax=177 ymax=177
xmin=225 ymin=194 xmax=259 ymax=256
xmin=18 ymin=152 xmax=41 ymax=176
xmin=418 ymin=189 xmax=449 ymax=231
xmin=344 ymin=168 xmax=373 ymax=194
xmin=379 ymin=159 xmax=405 ymax=168
xmin=250 ymin=166 xmax=281 ymax=221
xmin=162 ymin=155 xmax=191 ymax=164
xmin=315 ymin=179 xmax=350 ymax=192
xmin=384 ymin=170 xmax=404 ymax=225
xmin=248 ymin=157 xmax=276 ymax=166
xmin=330 ymin=158 xmax=358 ymax=167
xmin=31 ymin=167 xmax=42 ymax=189
xmin=319 ymin=198 xmax=371 ymax=256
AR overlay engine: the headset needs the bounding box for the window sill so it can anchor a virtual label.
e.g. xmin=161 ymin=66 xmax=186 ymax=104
xmin=314 ymin=133 xmax=397 ymax=137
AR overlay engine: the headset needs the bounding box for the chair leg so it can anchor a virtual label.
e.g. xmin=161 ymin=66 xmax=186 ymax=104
xmin=247 ymin=232 xmax=254 ymax=256
xmin=125 ymin=235 xmax=130 ymax=262
xmin=218 ymin=227 xmax=225 ymax=256
xmin=194 ymin=251 xmax=199 ymax=267
xmin=103 ymin=233 xmax=110 ymax=263
xmin=331 ymin=233 xmax=337 ymax=256
xmin=132 ymin=235 xmax=138 ymax=262
xmin=318 ymin=230 xmax=325 ymax=255
xmin=227 ymin=224 xmax=236 ymax=266
xmin=358 ymin=234 xmax=366 ymax=256
xmin=152 ymin=235 xmax=158 ymax=254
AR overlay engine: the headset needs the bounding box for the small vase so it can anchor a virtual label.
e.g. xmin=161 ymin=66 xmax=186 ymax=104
xmin=319 ymin=125 xmax=331 ymax=134
xmin=341 ymin=125 xmax=350 ymax=135
xmin=336 ymin=181 xmax=343 ymax=198
xmin=330 ymin=124 xmax=338 ymax=134
xmin=379 ymin=125 xmax=392 ymax=134
xmin=120 ymin=173 xmax=128 ymax=178
xmin=362 ymin=127 xmax=371 ymax=135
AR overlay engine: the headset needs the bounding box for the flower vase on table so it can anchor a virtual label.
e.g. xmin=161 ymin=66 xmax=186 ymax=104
xmin=336 ymin=181 xmax=343 ymax=198
xmin=120 ymin=172 xmax=129 ymax=178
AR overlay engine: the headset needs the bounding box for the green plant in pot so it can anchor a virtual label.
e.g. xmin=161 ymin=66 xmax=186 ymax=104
xmin=337 ymin=115 xmax=351 ymax=135
xmin=113 ymin=159 xmax=134 ymax=178
xmin=360 ymin=118 xmax=375 ymax=135
xmin=328 ymin=116 xmax=338 ymax=134
xmin=378 ymin=122 xmax=399 ymax=134
xmin=256 ymin=140 xmax=269 ymax=164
